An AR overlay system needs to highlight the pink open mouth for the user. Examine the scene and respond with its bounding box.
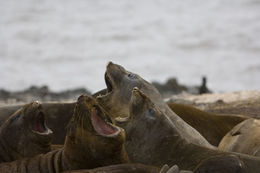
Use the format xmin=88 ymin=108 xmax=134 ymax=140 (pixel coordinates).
xmin=91 ymin=107 xmax=119 ymax=136
xmin=32 ymin=112 xmax=51 ymax=134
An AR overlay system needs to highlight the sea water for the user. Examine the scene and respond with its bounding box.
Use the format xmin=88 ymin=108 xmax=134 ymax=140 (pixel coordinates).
xmin=0 ymin=0 xmax=259 ymax=93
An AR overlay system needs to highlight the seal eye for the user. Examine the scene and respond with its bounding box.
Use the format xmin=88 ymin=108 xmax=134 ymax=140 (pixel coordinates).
xmin=146 ymin=108 xmax=156 ymax=120
xmin=127 ymin=73 xmax=136 ymax=79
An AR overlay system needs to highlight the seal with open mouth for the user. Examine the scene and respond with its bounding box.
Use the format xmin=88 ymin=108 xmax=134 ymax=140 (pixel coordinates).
xmin=0 ymin=95 xmax=128 ymax=172
xmin=0 ymin=102 xmax=76 ymax=145
xmin=96 ymin=62 xmax=213 ymax=148
xmin=123 ymin=88 xmax=260 ymax=172
xmin=64 ymin=94 xmax=129 ymax=169
xmin=0 ymin=101 xmax=53 ymax=162
xmin=95 ymin=62 xmax=249 ymax=147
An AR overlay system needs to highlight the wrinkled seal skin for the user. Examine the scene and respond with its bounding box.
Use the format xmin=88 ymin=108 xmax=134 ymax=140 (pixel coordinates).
xmin=0 ymin=101 xmax=53 ymax=162
xmin=62 ymin=163 xmax=160 ymax=173
xmin=124 ymin=88 xmax=260 ymax=172
xmin=167 ymin=103 xmax=248 ymax=146
xmin=0 ymin=102 xmax=76 ymax=144
xmin=0 ymin=95 xmax=128 ymax=172
xmin=194 ymin=154 xmax=246 ymax=173
xmin=96 ymin=62 xmax=213 ymax=149
xmin=218 ymin=118 xmax=260 ymax=156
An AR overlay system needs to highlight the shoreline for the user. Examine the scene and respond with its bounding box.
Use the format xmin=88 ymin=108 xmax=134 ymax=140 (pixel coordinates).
xmin=0 ymin=76 xmax=212 ymax=106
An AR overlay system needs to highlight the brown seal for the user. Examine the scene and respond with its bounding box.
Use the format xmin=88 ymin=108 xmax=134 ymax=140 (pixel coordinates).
xmin=0 ymin=101 xmax=53 ymax=162
xmin=194 ymin=154 xmax=246 ymax=173
xmin=218 ymin=118 xmax=260 ymax=156
xmin=0 ymin=100 xmax=248 ymax=147
xmin=0 ymin=95 xmax=128 ymax=172
xmin=123 ymin=88 xmax=260 ymax=172
xmin=96 ymin=62 xmax=213 ymax=149
xmin=0 ymin=102 xmax=76 ymax=144
xmin=167 ymin=102 xmax=248 ymax=146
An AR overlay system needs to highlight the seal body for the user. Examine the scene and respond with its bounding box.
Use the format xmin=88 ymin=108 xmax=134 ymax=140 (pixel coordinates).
xmin=218 ymin=118 xmax=260 ymax=156
xmin=0 ymin=95 xmax=128 ymax=172
xmin=96 ymin=62 xmax=214 ymax=149
xmin=194 ymin=154 xmax=246 ymax=173
xmin=123 ymin=88 xmax=260 ymax=172
xmin=0 ymin=101 xmax=53 ymax=162
xmin=0 ymin=102 xmax=75 ymax=144
xmin=167 ymin=102 xmax=248 ymax=146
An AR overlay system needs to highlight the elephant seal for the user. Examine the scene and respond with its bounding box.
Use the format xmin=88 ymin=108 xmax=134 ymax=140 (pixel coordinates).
xmin=194 ymin=154 xmax=246 ymax=173
xmin=218 ymin=118 xmax=260 ymax=156
xmin=0 ymin=101 xmax=53 ymax=162
xmin=167 ymin=103 xmax=248 ymax=146
xmin=123 ymin=88 xmax=260 ymax=172
xmin=0 ymin=101 xmax=248 ymax=147
xmin=96 ymin=62 xmax=213 ymax=148
xmin=0 ymin=95 xmax=128 ymax=172
xmin=0 ymin=102 xmax=76 ymax=144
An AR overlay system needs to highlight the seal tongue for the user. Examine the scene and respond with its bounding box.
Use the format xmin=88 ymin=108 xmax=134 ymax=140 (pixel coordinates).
xmin=33 ymin=112 xmax=46 ymax=133
xmin=91 ymin=108 xmax=117 ymax=135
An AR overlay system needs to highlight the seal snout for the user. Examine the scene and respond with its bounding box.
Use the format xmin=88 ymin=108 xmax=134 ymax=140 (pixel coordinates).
xmin=107 ymin=61 xmax=114 ymax=67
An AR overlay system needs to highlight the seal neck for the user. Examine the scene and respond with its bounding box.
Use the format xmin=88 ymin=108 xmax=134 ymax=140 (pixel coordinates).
xmin=0 ymin=135 xmax=18 ymax=162
xmin=63 ymin=135 xmax=129 ymax=170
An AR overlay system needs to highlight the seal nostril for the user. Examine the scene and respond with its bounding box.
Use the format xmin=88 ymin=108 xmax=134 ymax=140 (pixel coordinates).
xmin=78 ymin=95 xmax=85 ymax=101
xmin=133 ymin=87 xmax=139 ymax=91
xmin=127 ymin=73 xmax=136 ymax=79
